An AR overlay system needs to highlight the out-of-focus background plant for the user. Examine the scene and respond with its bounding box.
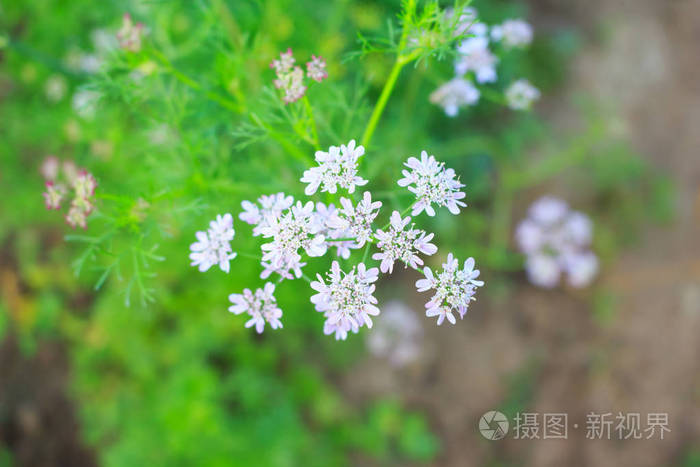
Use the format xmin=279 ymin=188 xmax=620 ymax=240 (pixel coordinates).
xmin=1 ymin=0 xmax=698 ymax=466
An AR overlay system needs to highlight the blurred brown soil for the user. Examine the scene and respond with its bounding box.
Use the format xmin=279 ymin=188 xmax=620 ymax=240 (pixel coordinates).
xmin=344 ymin=1 xmax=700 ymax=466
xmin=0 ymin=237 xmax=96 ymax=467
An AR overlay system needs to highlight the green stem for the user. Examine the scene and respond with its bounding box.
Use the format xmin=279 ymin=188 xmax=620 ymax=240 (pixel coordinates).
xmin=250 ymin=112 xmax=313 ymax=164
xmin=237 ymin=251 xmax=261 ymax=260
xmin=360 ymin=58 xmax=405 ymax=148
xmin=151 ymin=49 xmax=242 ymax=113
xmin=303 ymin=95 xmax=321 ymax=150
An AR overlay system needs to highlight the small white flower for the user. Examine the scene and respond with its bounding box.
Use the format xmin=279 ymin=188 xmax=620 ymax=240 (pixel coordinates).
xmin=274 ymin=66 xmax=306 ymax=104
xmin=524 ymin=253 xmax=561 ymax=288
xmin=117 ymin=13 xmax=144 ymax=52
xmin=270 ymin=48 xmax=295 ymax=75
xmin=260 ymin=258 xmax=306 ymax=281
xmin=446 ymin=7 xmax=488 ymax=38
xmin=429 ymin=78 xmax=480 ymax=116
xmin=455 ymin=36 xmax=498 ymax=84
xmin=310 ymin=261 xmax=380 ymax=340
xmin=300 ymin=139 xmax=368 ymax=195
xmin=505 ymin=79 xmax=540 ymax=110
xmin=45 ymin=75 xmax=68 ymax=103
xmin=309 ymin=202 xmax=357 ymax=259
xmin=239 ymin=192 xmax=294 ymax=236
xmin=516 ymin=196 xmax=598 ymax=288
xmin=228 ymin=282 xmax=283 ymax=333
xmin=397 ymin=151 xmax=466 ymax=216
xmin=326 ymin=192 xmax=382 ymax=249
xmin=416 ymin=254 xmax=484 ymax=324
xmin=260 ymin=201 xmax=327 ymax=278
xmin=72 ymin=89 xmax=101 ymax=119
xmin=491 ymin=19 xmax=533 ymax=48
xmin=372 ymin=211 xmax=437 ymax=274
xmin=306 ymin=55 xmax=328 ymax=82
xmin=562 ymin=252 xmax=598 ymax=288
xmin=189 ymin=213 xmax=237 ymax=273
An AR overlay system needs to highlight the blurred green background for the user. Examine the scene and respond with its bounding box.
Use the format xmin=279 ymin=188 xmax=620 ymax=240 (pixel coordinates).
xmin=1 ymin=0 xmax=698 ymax=466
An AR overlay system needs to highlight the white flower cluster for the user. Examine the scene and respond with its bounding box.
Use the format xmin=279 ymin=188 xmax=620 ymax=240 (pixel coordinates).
xmin=228 ymin=283 xmax=283 ymax=333
xmin=516 ymin=196 xmax=598 ymax=288
xmin=416 ymin=254 xmax=484 ymax=325
xmin=116 ymin=13 xmax=144 ymax=52
xmin=260 ymin=201 xmax=327 ymax=278
xmin=270 ymin=49 xmax=327 ymax=104
xmin=40 ymin=156 xmax=98 ymax=229
xmin=432 ymin=7 xmax=539 ymax=116
xmin=373 ymin=211 xmax=437 ymax=274
xmin=301 ymin=139 xmax=368 ymax=195
xmin=239 ymin=192 xmax=294 ymax=236
xmin=190 ymin=139 xmax=484 ymax=338
xmin=189 ymin=214 xmax=237 ymax=273
xmin=398 ymin=151 xmax=466 ymax=216
xmin=311 ymin=262 xmax=380 ymax=340
xmin=505 ymin=79 xmax=541 ymax=110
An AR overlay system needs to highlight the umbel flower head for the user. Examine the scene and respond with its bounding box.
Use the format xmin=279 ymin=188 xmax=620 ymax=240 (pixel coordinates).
xmin=40 ymin=157 xmax=97 ymax=229
xmin=189 ymin=213 xmax=237 ymax=273
xmin=398 ymin=151 xmax=466 ymax=216
xmin=373 ymin=211 xmax=437 ymax=273
xmin=270 ymin=49 xmax=327 ymax=104
xmin=306 ymin=55 xmax=328 ymax=82
xmin=239 ymin=192 xmax=294 ymax=236
xmin=506 ymin=79 xmax=540 ymax=110
xmin=300 ymin=139 xmax=368 ymax=195
xmin=228 ymin=282 xmax=283 ymax=333
xmin=455 ymin=36 xmax=498 ymax=84
xmin=310 ymin=261 xmax=380 ymax=340
xmin=326 ymin=191 xmax=382 ymax=249
xmin=515 ymin=196 xmax=598 ymax=288
xmin=416 ymin=254 xmax=484 ymax=325
xmin=491 ymin=19 xmax=533 ymax=48
xmin=260 ymin=201 xmax=327 ymax=279
xmin=429 ymin=77 xmax=480 ymax=117
xmin=116 ymin=13 xmax=144 ymax=52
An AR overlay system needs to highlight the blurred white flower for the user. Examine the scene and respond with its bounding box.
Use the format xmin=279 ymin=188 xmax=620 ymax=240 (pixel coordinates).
xmin=516 ymin=196 xmax=598 ymax=288
xmin=44 ymin=75 xmax=68 ymax=102
xmin=228 ymin=282 xmax=283 ymax=333
xmin=505 ymin=79 xmax=540 ymax=110
xmin=306 ymin=55 xmax=328 ymax=82
xmin=72 ymin=89 xmax=101 ymax=119
xmin=429 ymin=77 xmax=480 ymax=116
xmin=311 ymin=261 xmax=379 ymax=340
xmin=43 ymin=182 xmax=65 ymax=210
xmin=270 ymin=48 xmax=295 ymax=74
xmin=397 ymin=151 xmax=466 ymax=216
xmin=40 ymin=155 xmax=60 ymax=181
xmin=189 ymin=213 xmax=237 ymax=273
xmin=300 ymin=139 xmax=368 ymax=195
xmin=491 ymin=19 xmax=533 ymax=48
xmin=447 ymin=7 xmax=488 ymax=39
xmin=455 ymin=36 xmax=498 ymax=83
xmin=366 ymin=300 xmax=422 ymax=367
xmin=274 ymin=66 xmax=306 ymax=104
xmin=373 ymin=211 xmax=437 ymax=274
xmin=117 ymin=13 xmax=144 ymax=52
